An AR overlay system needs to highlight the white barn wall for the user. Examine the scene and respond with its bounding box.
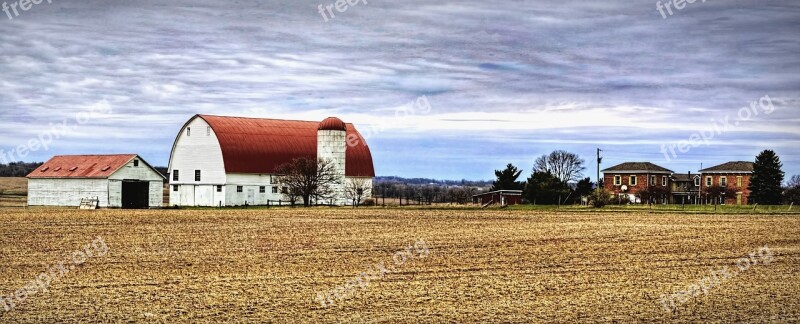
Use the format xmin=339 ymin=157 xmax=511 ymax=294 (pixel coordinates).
xmin=168 ymin=117 xmax=227 ymax=206
xmin=28 ymin=178 xmax=109 ymax=207
xmin=225 ymin=173 xmax=284 ymax=206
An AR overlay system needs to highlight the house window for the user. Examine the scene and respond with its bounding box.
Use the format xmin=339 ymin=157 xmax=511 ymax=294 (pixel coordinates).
xmin=260 ymin=186 xmax=266 ymax=193
xmin=720 ymin=176 xmax=727 ymax=187
xmin=237 ymin=186 xmax=243 ymax=193
xmin=172 ymin=185 xmax=178 ymax=192
xmin=737 ymin=176 xmax=743 ymax=187
xmin=614 ymin=175 xmax=621 ymax=186
xmin=173 ymin=170 xmax=179 ymax=181
xmin=650 ymin=175 xmax=656 ymax=186
xmin=195 ymin=170 xmax=201 ymax=182
xmin=629 ymin=176 xmax=637 ymax=186
xmin=272 ymin=187 xmax=278 ymax=194
xmin=133 ymin=160 xmax=139 ymax=167
xmin=706 ymin=176 xmax=713 ymax=187
xmin=281 ymin=187 xmax=288 ymax=194
xmin=662 ymin=176 xmax=667 ymax=186
xmin=216 ymin=185 xmax=222 ymax=192
xmin=187 ymin=127 xmax=191 ymax=136
xmin=694 ymin=176 xmax=701 ymax=187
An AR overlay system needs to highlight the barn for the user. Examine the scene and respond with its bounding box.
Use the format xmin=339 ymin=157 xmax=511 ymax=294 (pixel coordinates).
xmin=27 ymin=154 xmax=165 ymax=208
xmin=167 ymin=114 xmax=375 ymax=207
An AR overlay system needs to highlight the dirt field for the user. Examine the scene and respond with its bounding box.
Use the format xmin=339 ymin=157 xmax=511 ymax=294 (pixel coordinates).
xmin=0 ymin=208 xmax=797 ymax=323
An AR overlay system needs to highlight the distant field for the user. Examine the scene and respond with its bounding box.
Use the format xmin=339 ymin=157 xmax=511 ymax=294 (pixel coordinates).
xmin=0 ymin=178 xmax=27 ymax=207
xmin=0 ymin=208 xmax=797 ymax=322
xmin=0 ymin=177 xmax=27 ymax=195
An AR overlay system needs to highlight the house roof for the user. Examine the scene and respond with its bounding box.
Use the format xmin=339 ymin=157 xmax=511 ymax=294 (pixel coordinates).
xmin=602 ymin=162 xmax=673 ymax=174
xmin=671 ymin=173 xmax=697 ymax=182
xmin=197 ymin=115 xmax=375 ymax=177
xmin=27 ymin=154 xmax=141 ymax=179
xmin=699 ymin=161 xmax=754 ymax=173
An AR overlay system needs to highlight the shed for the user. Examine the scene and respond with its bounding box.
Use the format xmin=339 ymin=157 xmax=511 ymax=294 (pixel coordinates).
xmin=26 ymin=154 xmax=165 ymax=208
xmin=472 ymin=190 xmax=523 ymax=206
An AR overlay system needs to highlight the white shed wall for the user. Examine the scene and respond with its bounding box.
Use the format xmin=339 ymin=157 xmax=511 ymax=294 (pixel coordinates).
xmin=27 ymin=178 xmax=109 ymax=207
xmin=109 ymin=158 xmax=164 ymax=208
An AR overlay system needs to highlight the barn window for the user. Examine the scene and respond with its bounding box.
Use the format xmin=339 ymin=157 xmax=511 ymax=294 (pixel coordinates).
xmin=195 ymin=170 xmax=201 ymax=181
xmin=260 ymin=186 xmax=266 ymax=193
xmin=187 ymin=127 xmax=191 ymax=136
xmin=662 ymin=176 xmax=667 ymax=186
xmin=173 ymin=185 xmax=178 ymax=192
xmin=237 ymin=186 xmax=243 ymax=193
xmin=272 ymin=187 xmax=278 ymax=194
xmin=629 ymin=176 xmax=637 ymax=186
xmin=173 ymin=170 xmax=179 ymax=181
xmin=216 ymin=185 xmax=222 ymax=192
xmin=613 ymin=175 xmax=621 ymax=186
xmin=133 ymin=159 xmax=139 ymax=167
xmin=207 ymin=127 xmax=211 ymax=136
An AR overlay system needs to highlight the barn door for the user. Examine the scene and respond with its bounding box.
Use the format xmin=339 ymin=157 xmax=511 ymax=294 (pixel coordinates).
xmin=247 ymin=189 xmax=255 ymax=205
xmin=122 ymin=181 xmax=150 ymax=209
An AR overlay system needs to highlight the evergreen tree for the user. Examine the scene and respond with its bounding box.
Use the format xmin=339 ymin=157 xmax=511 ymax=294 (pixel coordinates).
xmin=490 ymin=163 xmax=524 ymax=191
xmin=574 ymin=177 xmax=594 ymax=197
xmin=748 ymin=150 xmax=785 ymax=205
xmin=524 ymin=171 xmax=570 ymax=205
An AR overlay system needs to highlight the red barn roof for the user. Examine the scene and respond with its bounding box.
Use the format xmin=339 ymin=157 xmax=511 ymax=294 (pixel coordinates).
xmin=27 ymin=154 xmax=140 ymax=179
xmin=196 ymin=115 xmax=375 ymax=177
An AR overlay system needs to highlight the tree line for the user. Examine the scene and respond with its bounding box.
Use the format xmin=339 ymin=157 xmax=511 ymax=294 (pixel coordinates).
xmin=0 ymin=162 xmax=43 ymax=177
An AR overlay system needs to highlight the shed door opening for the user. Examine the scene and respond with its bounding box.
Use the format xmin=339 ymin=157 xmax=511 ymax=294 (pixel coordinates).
xmin=122 ymin=181 xmax=150 ymax=209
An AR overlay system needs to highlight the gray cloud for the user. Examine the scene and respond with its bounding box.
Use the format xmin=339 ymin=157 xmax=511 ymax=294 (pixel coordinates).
xmin=0 ymin=0 xmax=798 ymax=179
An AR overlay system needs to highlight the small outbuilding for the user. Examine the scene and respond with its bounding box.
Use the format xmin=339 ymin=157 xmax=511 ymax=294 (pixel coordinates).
xmin=27 ymin=154 xmax=164 ymax=209
xmin=472 ymin=190 xmax=523 ymax=206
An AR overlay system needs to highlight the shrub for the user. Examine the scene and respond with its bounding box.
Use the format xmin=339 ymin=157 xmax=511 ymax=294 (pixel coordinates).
xmin=362 ymin=198 xmax=376 ymax=206
xmin=589 ymin=189 xmax=613 ymax=208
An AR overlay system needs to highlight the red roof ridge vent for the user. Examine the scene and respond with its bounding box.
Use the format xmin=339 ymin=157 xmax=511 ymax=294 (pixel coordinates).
xmin=40 ymin=167 xmax=49 ymax=172
xmin=69 ymin=167 xmax=78 ymax=172
xmin=101 ymin=166 xmax=111 ymax=171
xmin=54 ymin=167 xmax=62 ymax=171
xmin=318 ymin=117 xmax=346 ymax=131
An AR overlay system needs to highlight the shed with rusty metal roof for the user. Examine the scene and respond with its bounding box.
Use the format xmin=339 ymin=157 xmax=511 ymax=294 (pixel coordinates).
xmin=26 ymin=154 xmax=165 ymax=208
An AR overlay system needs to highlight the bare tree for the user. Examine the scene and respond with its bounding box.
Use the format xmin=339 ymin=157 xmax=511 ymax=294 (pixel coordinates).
xmin=533 ymin=150 xmax=586 ymax=183
xmin=344 ymin=178 xmax=372 ymax=207
xmin=788 ymin=175 xmax=800 ymax=188
xmin=275 ymin=157 xmax=340 ymax=207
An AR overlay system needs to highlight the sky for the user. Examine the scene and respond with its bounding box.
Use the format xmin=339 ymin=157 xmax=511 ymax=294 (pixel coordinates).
xmin=0 ymin=0 xmax=798 ymax=181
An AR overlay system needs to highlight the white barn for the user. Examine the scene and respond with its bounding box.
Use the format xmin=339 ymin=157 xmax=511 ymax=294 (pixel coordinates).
xmin=27 ymin=154 xmax=165 ymax=208
xmin=167 ymin=115 xmax=375 ymax=207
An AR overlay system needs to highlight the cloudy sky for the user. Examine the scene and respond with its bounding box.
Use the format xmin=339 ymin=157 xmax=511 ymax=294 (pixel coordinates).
xmin=0 ymin=0 xmax=798 ymax=180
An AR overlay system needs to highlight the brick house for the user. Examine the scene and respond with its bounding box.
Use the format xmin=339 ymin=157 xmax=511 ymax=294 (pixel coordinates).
xmin=699 ymin=161 xmax=754 ymax=205
xmin=602 ymin=162 xmax=673 ymax=203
